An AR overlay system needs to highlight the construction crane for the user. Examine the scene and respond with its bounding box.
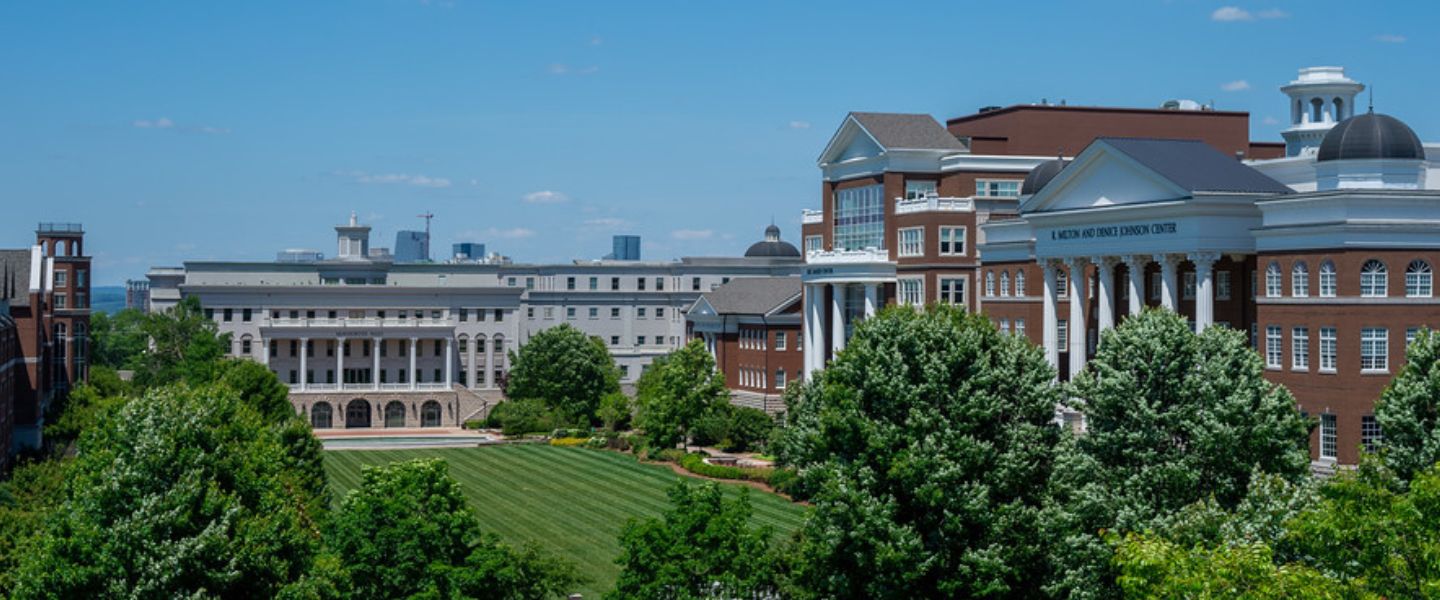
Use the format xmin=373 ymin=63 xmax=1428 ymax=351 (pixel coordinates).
xmin=417 ymin=212 xmax=434 ymax=262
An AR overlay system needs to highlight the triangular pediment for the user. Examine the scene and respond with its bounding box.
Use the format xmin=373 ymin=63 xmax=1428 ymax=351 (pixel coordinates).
xmin=1021 ymin=140 xmax=1191 ymax=214
xmin=687 ymin=296 xmax=717 ymax=317
xmin=818 ymin=116 xmax=884 ymax=166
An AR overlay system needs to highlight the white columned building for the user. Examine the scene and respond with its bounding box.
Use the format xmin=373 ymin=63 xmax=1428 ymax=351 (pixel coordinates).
xmin=800 ymin=249 xmax=894 ymax=380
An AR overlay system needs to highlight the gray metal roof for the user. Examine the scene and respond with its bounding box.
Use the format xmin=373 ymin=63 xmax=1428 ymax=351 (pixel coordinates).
xmin=699 ymin=276 xmax=801 ymax=315
xmin=1100 ymin=138 xmax=1294 ymax=195
xmin=1317 ymin=112 xmax=1426 ymax=162
xmin=0 ymin=249 xmax=32 ymax=307
xmin=850 ymin=112 xmax=968 ymax=151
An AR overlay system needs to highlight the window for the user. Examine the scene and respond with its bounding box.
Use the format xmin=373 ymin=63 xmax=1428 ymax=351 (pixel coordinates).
xmin=241 ymin=337 xmax=252 ymax=355
xmin=904 ymin=179 xmax=937 ymax=200
xmin=507 ymin=277 xmax=517 ymax=287
xmin=1407 ymin=260 xmax=1432 ymax=297
xmin=898 ymin=278 xmax=924 ymax=306
xmin=1362 ymin=415 xmax=1383 ymax=453
xmin=611 ymin=277 xmax=621 ymax=291
xmin=1057 ymin=268 xmax=1069 ymax=299
xmin=525 ymin=277 xmax=535 ymax=289
xmin=833 ymin=184 xmax=884 ymax=251
xmin=1320 ymin=261 xmax=1337 ymax=297
xmin=939 ymin=278 xmax=965 ymax=306
xmin=1361 ymin=327 xmax=1389 ymax=372
xmin=938 ymin=227 xmax=965 ymax=256
xmin=1361 ymin=259 xmax=1387 ymax=297
xmin=1015 ymin=319 xmax=1026 ymax=337
xmin=494 ymin=309 xmax=503 ymax=322
xmin=1292 ymin=262 xmax=1309 ymax=297
xmin=1265 ymin=262 xmax=1282 ymax=297
xmin=775 ymin=369 xmax=787 ymax=390
xmin=610 ymin=336 xmax=620 ymax=346
xmin=691 ymin=277 xmax=702 ymax=291
xmin=566 ymin=307 xmax=576 ymax=319
xmin=656 ymin=307 xmax=666 ymax=319
xmin=656 ymin=277 xmax=664 ymax=291
xmin=526 ymin=307 xmax=535 ymax=319
xmin=1292 ymin=327 xmax=1309 ymax=370
xmin=984 ymin=271 xmax=995 ymax=297
xmin=1015 ymin=270 xmax=1027 ymax=296
xmin=223 ymin=308 xmax=233 ymax=322
xmin=637 ymin=307 xmax=647 ymax=319
xmin=1183 ymin=272 xmax=1196 ymax=300
xmin=1057 ymin=320 xmax=1068 ymax=347
xmin=975 ymin=179 xmax=1022 ymax=198
xmin=1320 ymin=327 xmax=1337 ymax=372
xmin=898 ymin=227 xmax=924 ymax=257
xmin=54 ymin=271 xmax=67 ymax=287
xmin=588 ymin=307 xmax=598 ymax=319
xmin=1000 ymin=271 xmax=1011 ymax=297
xmin=543 ymin=307 xmax=554 ymax=319
xmin=1149 ymin=272 xmax=1161 ymax=300
xmin=775 ymin=332 xmax=787 ymax=351
xmin=1266 ymin=326 xmax=1283 ymax=369
xmin=636 ymin=336 xmax=646 ymax=346
xmin=638 ymin=278 xmax=646 ymax=291
xmin=566 ymin=277 xmax=576 ymax=290
xmin=804 ymin=236 xmax=823 ymax=255
xmin=1320 ymin=414 xmax=1338 ymax=460
xmin=999 ymin=318 xmax=1010 ymax=334
xmin=610 ymin=307 xmax=621 ymax=319
xmin=1217 ymin=271 xmax=1231 ymax=300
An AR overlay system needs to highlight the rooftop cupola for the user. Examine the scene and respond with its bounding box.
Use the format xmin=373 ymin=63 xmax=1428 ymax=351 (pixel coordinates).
xmin=335 ymin=211 xmax=372 ymax=260
xmin=1280 ymin=66 xmax=1365 ymax=157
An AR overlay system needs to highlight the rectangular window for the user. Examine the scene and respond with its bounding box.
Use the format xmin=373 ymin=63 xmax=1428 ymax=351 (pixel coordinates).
xmin=508 ymin=276 xmax=517 ymax=287
xmin=1319 ymin=327 xmax=1338 ymax=372
xmin=458 ymin=309 xmax=468 ymax=322
xmin=610 ymin=336 xmax=620 ymax=346
xmin=1015 ymin=319 xmax=1026 ymax=337
xmin=1320 ymin=413 xmax=1338 ymax=460
xmin=589 ymin=277 xmax=598 ymax=290
xmin=637 ymin=307 xmax=647 ymax=318
xmin=904 ymin=179 xmax=937 ymax=200
xmin=833 ymin=184 xmax=885 ymax=251
xmin=544 ymin=307 xmax=554 ymax=319
xmin=527 ymin=307 xmax=535 ymax=319
xmin=611 ymin=307 xmax=621 ymax=319
xmin=636 ymin=336 xmax=646 ymax=346
xmin=241 ymin=339 xmax=252 ymax=355
xmin=975 ymin=179 xmax=1022 ymax=198
xmin=54 ymin=271 xmax=67 ymax=287
xmin=1408 ymin=327 xmax=1421 ymax=346
xmin=999 ymin=318 xmax=1010 ymax=334
xmin=1293 ymin=267 xmax=1310 ymax=298
xmin=566 ymin=307 xmax=576 ymax=319
xmin=566 ymin=277 xmax=576 ymax=290
xmin=1320 ymin=266 xmax=1337 ymax=297
xmin=1266 ymin=326 xmax=1283 ymax=369
xmin=1149 ymin=272 xmax=1161 ymax=300
xmin=804 ymin=236 xmax=823 ymax=255
xmin=656 ymin=307 xmax=666 ymax=319
xmin=775 ymin=332 xmax=787 ymax=351
xmin=1292 ymin=327 xmax=1309 ymax=370
xmin=692 ymin=277 xmax=702 ymax=291
xmin=1217 ymin=271 xmax=1232 ymax=300
xmin=588 ymin=307 xmax=598 ymax=319
xmin=1057 ymin=320 xmax=1068 ymax=348
xmin=223 ymin=308 xmax=233 ymax=322
xmin=1362 ymin=415 xmax=1383 ymax=453
xmin=938 ymin=277 xmax=966 ymax=307
xmin=898 ymin=227 xmax=924 ymax=257
xmin=1361 ymin=327 xmax=1389 ymax=372
xmin=494 ymin=309 xmax=503 ymax=322
xmin=637 ymin=277 xmax=647 ymax=291
xmin=656 ymin=277 xmax=665 ymax=291
xmin=612 ymin=277 xmax=621 ymax=291
xmin=938 ymin=226 xmax=966 ymax=256
xmin=775 ymin=369 xmax=787 ymax=390
xmin=898 ymin=278 xmax=924 ymax=306
xmin=1408 ymin=264 xmax=1433 ymax=297
xmin=1183 ymin=272 xmax=1196 ymax=300
xmin=525 ymin=277 xmax=535 ymax=289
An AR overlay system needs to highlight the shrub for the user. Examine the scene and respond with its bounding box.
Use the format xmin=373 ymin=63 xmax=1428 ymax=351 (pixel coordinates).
xmin=549 ymin=437 xmax=590 ymax=447
xmin=653 ymin=448 xmax=687 ymax=464
xmin=678 ymin=453 xmax=774 ymax=483
xmin=720 ymin=407 xmax=775 ymax=453
xmin=489 ymin=398 xmax=557 ymax=437
xmin=691 ymin=408 xmax=732 ymax=449
xmin=461 ymin=419 xmax=486 ymax=430
xmin=767 ymin=468 xmax=802 ymax=498
xmin=598 ymin=392 xmax=633 ymax=432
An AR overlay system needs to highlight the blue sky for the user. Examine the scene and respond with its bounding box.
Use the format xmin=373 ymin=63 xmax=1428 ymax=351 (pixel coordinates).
xmin=1 ymin=1 xmax=1432 ymax=285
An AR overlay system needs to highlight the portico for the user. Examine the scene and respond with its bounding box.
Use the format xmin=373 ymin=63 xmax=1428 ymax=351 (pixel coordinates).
xmin=801 ymin=249 xmax=893 ymax=379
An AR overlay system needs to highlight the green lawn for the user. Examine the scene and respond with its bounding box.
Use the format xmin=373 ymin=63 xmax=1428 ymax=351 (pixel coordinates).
xmin=323 ymin=444 xmax=808 ymax=598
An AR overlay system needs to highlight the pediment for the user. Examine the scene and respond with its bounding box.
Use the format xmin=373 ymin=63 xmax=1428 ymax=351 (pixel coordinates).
xmin=818 ymin=116 xmax=884 ymax=166
xmin=1021 ymin=142 xmax=1190 ymax=214
xmin=687 ymin=296 xmax=717 ymax=317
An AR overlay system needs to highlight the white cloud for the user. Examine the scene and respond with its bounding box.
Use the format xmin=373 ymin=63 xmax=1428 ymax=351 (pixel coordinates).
xmin=1256 ymin=8 xmax=1288 ymax=19
xmin=788 ymin=120 xmax=811 ymax=129
xmin=133 ymin=116 xmax=229 ymax=134
xmin=1211 ymin=6 xmax=1252 ymax=21
xmin=523 ymin=190 xmax=570 ymax=204
xmin=337 ymin=170 xmax=452 ymax=188
xmin=671 ymin=229 xmax=713 ymax=240
xmin=1375 ymin=33 xmax=1407 ymax=43
xmin=589 ymin=35 xmax=603 ymax=46
xmin=1220 ymin=79 xmax=1250 ymax=92
xmin=1262 ymin=116 xmax=1280 ymax=125
xmin=548 ymin=63 xmax=599 ymax=76
xmin=133 ymin=117 xmax=175 ymax=129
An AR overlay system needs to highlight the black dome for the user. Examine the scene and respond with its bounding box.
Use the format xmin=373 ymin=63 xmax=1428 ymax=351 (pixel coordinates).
xmin=1317 ymin=112 xmax=1426 ymax=162
xmin=1021 ymin=158 xmax=1069 ymax=195
xmin=745 ymin=224 xmax=800 ymax=258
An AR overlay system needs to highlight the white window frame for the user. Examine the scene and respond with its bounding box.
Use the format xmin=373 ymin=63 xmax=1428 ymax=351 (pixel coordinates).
xmin=904 ymin=179 xmax=937 ymax=200
xmin=1320 ymin=413 xmax=1338 ymax=460
xmin=1183 ymin=272 xmax=1196 ymax=300
xmin=1216 ymin=271 xmax=1232 ymax=300
xmin=1015 ymin=319 xmax=1026 ymax=337
xmin=1057 ymin=268 xmax=1070 ymax=299
xmin=984 ymin=271 xmax=995 ymax=297
xmin=1292 ymin=262 xmax=1309 ymax=298
xmin=1265 ymin=262 xmax=1283 ymax=298
xmin=938 ymin=276 xmax=966 ymax=308
xmin=1360 ymin=259 xmax=1388 ymax=298
xmin=898 ymin=227 xmax=925 ymax=258
xmin=1265 ymin=325 xmax=1283 ymax=369
xmin=1361 ymin=327 xmax=1389 ymax=373
xmin=804 ymin=235 xmax=823 ymax=255
xmin=938 ymin=226 xmax=966 ymax=256
xmin=1319 ymin=327 xmax=1338 ymax=373
xmin=1291 ymin=327 xmax=1309 ymax=371
xmin=1000 ymin=271 xmax=1011 ymax=297
xmin=1406 ymin=259 xmax=1433 ymax=298
xmin=1320 ymin=261 xmax=1337 ymax=297
xmin=1057 ymin=319 xmax=1068 ymax=347
xmin=1015 ymin=270 xmax=1027 ymax=296
xmin=898 ymin=277 xmax=924 ymax=307
xmin=975 ymin=179 xmax=1022 ymax=199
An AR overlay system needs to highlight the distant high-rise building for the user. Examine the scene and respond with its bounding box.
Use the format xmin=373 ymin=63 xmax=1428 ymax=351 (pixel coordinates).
xmin=452 ymin=243 xmax=486 ymax=261
xmin=610 ymin=235 xmax=640 ymax=261
xmin=395 ymin=230 xmax=429 ymax=263
xmin=125 ymin=279 xmax=151 ymax=313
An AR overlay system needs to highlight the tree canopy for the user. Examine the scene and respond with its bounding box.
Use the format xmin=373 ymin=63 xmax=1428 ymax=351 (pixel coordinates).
xmin=135 ymin=295 xmax=232 ymax=387
xmin=505 ymin=324 xmax=620 ymax=425
xmin=634 ymin=339 xmax=729 ymax=450
xmin=1375 ymin=328 xmax=1440 ymax=483
xmin=774 ymin=304 xmax=1062 ymax=599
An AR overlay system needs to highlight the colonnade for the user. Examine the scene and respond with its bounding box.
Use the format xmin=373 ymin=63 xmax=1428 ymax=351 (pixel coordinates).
xmin=1040 ymin=252 xmax=1220 ymax=376
xmin=261 ymin=335 xmax=507 ymax=391
xmin=802 ymin=282 xmax=880 ymax=377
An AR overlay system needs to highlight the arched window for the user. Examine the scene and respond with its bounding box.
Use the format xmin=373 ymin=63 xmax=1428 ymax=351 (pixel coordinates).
xmin=311 ymin=403 xmax=333 ymax=429
xmin=1015 ymin=270 xmax=1027 ymax=296
xmin=1319 ymin=261 xmax=1337 ymax=297
xmin=240 ymin=334 xmax=253 ymax=356
xmin=1000 ymin=271 xmax=1011 ymax=297
xmin=422 ymin=400 xmax=443 ymax=427
xmin=1311 ymin=97 xmax=1324 ymax=123
xmin=1265 ymin=262 xmax=1283 ymax=297
xmin=1291 ymin=262 xmax=1309 ymax=298
xmin=384 ymin=401 xmax=406 ymax=428
xmin=1407 ymin=260 xmax=1433 ymax=298
xmin=1294 ymin=99 xmax=1303 ymax=125
xmin=1056 ymin=267 xmax=1068 ymax=297
xmin=1361 ymin=259 xmax=1388 ymax=297
xmin=985 ymin=271 xmax=995 ymax=297
xmin=1334 ymin=97 xmax=1345 ymax=121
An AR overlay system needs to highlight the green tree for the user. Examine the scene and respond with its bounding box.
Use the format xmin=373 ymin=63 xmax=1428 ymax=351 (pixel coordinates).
xmin=1375 ymin=328 xmax=1440 ymax=483
xmin=0 ymin=458 xmax=69 ymax=595
xmin=11 ymin=384 xmax=324 ymax=598
xmin=136 ymin=295 xmax=231 ymax=388
xmin=1047 ymin=309 xmax=1312 ymax=599
xmin=1112 ymin=534 xmax=1355 ymax=599
xmin=607 ymin=481 xmax=778 ymax=600
xmin=327 ymin=458 xmax=579 ymax=599
xmin=505 ymin=324 xmax=619 ymax=425
xmin=89 ymin=307 xmax=148 ymax=369
xmin=598 ymin=391 xmax=634 ymax=431
xmin=774 ymin=305 xmax=1061 ymax=599
xmin=635 ymin=340 xmax=728 ymax=450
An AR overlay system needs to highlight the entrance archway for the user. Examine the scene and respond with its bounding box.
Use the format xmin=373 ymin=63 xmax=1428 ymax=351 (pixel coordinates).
xmin=310 ymin=402 xmax=333 ymax=429
xmin=385 ymin=401 xmax=407 ymax=428
xmin=421 ymin=400 xmax=442 ymax=427
xmin=345 ymin=399 xmax=372 ymax=428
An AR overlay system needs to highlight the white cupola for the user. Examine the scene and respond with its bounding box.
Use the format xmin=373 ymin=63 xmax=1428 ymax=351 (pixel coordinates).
xmin=1280 ymin=66 xmax=1365 ymax=157
xmin=335 ymin=211 xmax=372 ymax=260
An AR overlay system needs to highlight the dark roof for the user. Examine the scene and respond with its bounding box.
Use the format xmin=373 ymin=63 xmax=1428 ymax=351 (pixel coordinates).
xmin=0 ymin=249 xmax=32 ymax=307
xmin=1021 ymin=158 xmax=1069 ymax=195
xmin=1099 ymin=138 xmax=1293 ymax=194
xmin=744 ymin=224 xmax=800 ymax=258
xmin=850 ymin=112 xmax=967 ymax=151
xmin=699 ymin=277 xmax=801 ymax=315
xmin=1317 ymin=112 xmax=1426 ymax=162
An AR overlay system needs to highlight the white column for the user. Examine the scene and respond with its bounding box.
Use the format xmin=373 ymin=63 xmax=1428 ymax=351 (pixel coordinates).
xmin=299 ymin=337 xmax=309 ymax=391
xmin=1189 ymin=252 xmax=1219 ymax=331
xmin=484 ymin=338 xmax=495 ymax=388
xmin=1155 ymin=254 xmax=1179 ymax=310
xmin=830 ymin=283 xmax=846 ymax=356
xmin=372 ymin=337 xmax=381 ymax=391
xmin=863 ymin=283 xmax=879 ymax=318
xmin=1066 ymin=258 xmax=1088 ymax=377
xmin=1092 ymin=256 xmax=1116 ymax=333
xmin=336 ymin=339 xmax=344 ymax=388
xmin=408 ymin=337 xmax=418 ymax=391
xmin=261 ymin=336 xmax=270 ymax=366
xmin=1123 ymin=255 xmax=1146 ymax=316
xmin=445 ymin=337 xmax=453 ymax=387
xmin=803 ymin=284 xmax=818 ymax=378
xmin=1041 ymin=260 xmax=1059 ymax=369
xmin=467 ymin=337 xmax=477 ymax=389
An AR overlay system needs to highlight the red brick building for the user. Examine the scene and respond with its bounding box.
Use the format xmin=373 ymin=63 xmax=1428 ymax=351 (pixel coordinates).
xmin=685 ymin=276 xmax=803 ymax=414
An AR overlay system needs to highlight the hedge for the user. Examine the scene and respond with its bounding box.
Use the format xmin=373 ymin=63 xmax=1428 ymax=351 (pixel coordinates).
xmin=549 ymin=437 xmax=591 ymax=447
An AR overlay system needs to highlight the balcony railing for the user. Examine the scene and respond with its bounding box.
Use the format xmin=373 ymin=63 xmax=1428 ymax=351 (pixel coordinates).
xmin=805 ymin=248 xmax=890 ymax=264
xmin=894 ymin=195 xmax=974 ymax=215
xmin=801 ymin=209 xmax=823 ymax=225
xmin=380 ymin=383 xmax=412 ymax=391
xmin=265 ymin=317 xmax=454 ymax=328
xmin=38 ymin=222 xmax=84 ymax=234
